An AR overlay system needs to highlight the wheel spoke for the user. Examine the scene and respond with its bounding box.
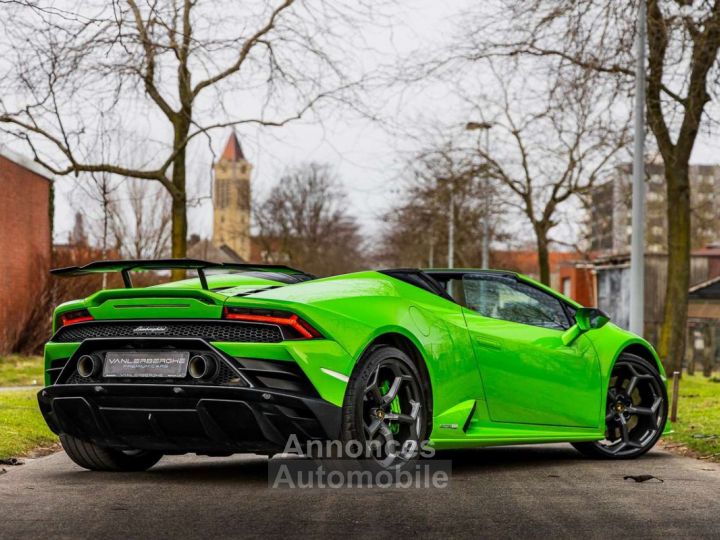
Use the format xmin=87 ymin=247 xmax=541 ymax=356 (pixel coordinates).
xmin=384 ymin=412 xmax=411 ymax=423
xmin=610 ymin=442 xmax=627 ymax=454
xmin=628 ymin=396 xmax=663 ymax=425
xmin=381 ymin=376 xmax=403 ymax=406
xmin=385 ymin=400 xmax=421 ymax=425
xmin=365 ymin=418 xmax=383 ymax=438
xmin=365 ymin=369 xmax=383 ymax=404
xmin=618 ymin=415 xmax=630 ymax=443
xmin=625 ymin=376 xmax=639 ymax=396
xmin=379 ymin=423 xmax=396 ymax=463
xmin=651 ymin=396 xmax=662 ymax=413
xmin=627 ymin=406 xmax=653 ymax=416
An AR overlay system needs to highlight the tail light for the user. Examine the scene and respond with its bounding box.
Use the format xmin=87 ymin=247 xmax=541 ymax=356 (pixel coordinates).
xmin=57 ymin=308 xmax=94 ymax=328
xmin=223 ymin=307 xmax=322 ymax=339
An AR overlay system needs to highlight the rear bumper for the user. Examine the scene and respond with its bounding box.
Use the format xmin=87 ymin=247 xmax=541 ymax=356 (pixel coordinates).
xmin=38 ymin=383 xmax=341 ymax=455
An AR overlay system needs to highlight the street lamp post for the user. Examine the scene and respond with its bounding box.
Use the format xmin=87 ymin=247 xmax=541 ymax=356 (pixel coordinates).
xmin=466 ymin=121 xmax=493 ymax=269
xmin=448 ymin=186 xmax=455 ymax=268
xmin=629 ymin=1 xmax=646 ymax=336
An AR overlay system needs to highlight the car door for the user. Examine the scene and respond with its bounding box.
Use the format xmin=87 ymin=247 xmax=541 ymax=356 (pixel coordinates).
xmin=461 ymin=273 xmax=601 ymax=428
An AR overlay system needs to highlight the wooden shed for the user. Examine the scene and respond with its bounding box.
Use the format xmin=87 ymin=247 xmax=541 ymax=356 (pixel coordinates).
xmin=687 ymin=276 xmax=720 ymax=376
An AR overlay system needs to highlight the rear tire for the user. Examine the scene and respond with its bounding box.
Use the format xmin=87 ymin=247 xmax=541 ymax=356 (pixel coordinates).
xmin=573 ymin=353 xmax=667 ymax=459
xmin=341 ymin=345 xmax=431 ymax=471
xmin=60 ymin=434 xmax=162 ymax=471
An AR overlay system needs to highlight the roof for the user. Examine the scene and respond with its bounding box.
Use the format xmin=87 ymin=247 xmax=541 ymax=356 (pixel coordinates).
xmin=689 ymin=275 xmax=720 ymax=300
xmin=220 ymin=132 xmax=245 ymax=162
xmin=187 ymin=238 xmax=245 ymax=263
xmin=491 ymin=250 xmax=580 ymax=277
xmin=0 ymin=145 xmax=53 ymax=181
xmin=692 ymin=246 xmax=720 ymax=257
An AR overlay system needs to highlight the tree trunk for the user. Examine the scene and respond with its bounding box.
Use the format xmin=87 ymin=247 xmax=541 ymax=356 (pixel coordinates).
xmin=687 ymin=327 xmax=696 ymax=376
xmin=685 ymin=324 xmax=694 ymax=374
xmin=171 ymin=193 xmax=187 ymax=256
xmin=678 ymin=328 xmax=696 ymax=375
xmin=535 ymin=226 xmax=550 ymax=286
xmin=703 ymin=324 xmax=716 ymax=378
xmin=657 ymin=163 xmax=691 ymax=373
xmin=170 ymin=135 xmax=188 ymax=281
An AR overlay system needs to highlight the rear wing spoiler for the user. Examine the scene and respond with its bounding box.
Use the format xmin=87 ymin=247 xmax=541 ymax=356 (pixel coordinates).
xmin=50 ymin=258 xmax=314 ymax=289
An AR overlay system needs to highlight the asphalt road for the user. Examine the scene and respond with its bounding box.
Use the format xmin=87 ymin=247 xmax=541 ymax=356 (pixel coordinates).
xmin=1 ymin=444 xmax=719 ymax=539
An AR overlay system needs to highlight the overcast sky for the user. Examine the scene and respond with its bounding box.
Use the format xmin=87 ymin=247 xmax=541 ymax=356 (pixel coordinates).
xmin=32 ymin=0 xmax=720 ymax=245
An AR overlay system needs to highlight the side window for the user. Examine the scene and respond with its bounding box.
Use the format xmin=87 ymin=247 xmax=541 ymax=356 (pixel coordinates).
xmin=463 ymin=275 xmax=571 ymax=330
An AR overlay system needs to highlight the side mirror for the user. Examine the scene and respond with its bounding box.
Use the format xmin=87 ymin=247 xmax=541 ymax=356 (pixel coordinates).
xmin=561 ymin=307 xmax=610 ymax=345
xmin=575 ymin=307 xmax=610 ymax=331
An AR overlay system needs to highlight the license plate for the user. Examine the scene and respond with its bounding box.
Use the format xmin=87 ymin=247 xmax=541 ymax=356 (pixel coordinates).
xmin=103 ymin=351 xmax=189 ymax=378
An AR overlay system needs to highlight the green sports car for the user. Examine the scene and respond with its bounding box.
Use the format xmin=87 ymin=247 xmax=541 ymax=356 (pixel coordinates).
xmin=38 ymin=259 xmax=669 ymax=471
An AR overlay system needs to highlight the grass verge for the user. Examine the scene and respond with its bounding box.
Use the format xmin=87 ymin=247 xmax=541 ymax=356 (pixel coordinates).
xmin=665 ymin=373 xmax=720 ymax=461
xmin=0 ymin=389 xmax=57 ymax=461
xmin=0 ymin=355 xmax=44 ymax=387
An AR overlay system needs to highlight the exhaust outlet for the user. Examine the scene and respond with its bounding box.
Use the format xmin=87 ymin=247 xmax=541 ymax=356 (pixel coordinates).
xmin=188 ymin=355 xmax=216 ymax=380
xmin=77 ymin=354 xmax=100 ymax=378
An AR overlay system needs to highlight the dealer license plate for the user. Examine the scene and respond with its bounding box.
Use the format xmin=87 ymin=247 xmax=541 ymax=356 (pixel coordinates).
xmin=103 ymin=351 xmax=189 ymax=378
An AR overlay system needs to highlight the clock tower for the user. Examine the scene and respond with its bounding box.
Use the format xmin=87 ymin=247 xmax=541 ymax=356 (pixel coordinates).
xmin=212 ymin=132 xmax=252 ymax=260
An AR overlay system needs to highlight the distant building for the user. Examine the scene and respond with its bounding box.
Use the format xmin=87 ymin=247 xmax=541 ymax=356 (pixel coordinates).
xmin=0 ymin=148 xmax=52 ymax=350
xmin=212 ymin=132 xmax=252 ymax=261
xmin=589 ymin=160 xmax=720 ymax=254
xmin=187 ymin=235 xmax=244 ymax=264
xmin=559 ymin=246 xmax=720 ymax=345
xmin=491 ymin=250 xmax=580 ymax=292
xmin=687 ymin=275 xmax=720 ymax=375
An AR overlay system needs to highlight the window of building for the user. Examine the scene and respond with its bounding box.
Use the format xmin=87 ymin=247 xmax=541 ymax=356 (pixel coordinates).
xmin=216 ymin=181 xmax=229 ymax=208
xmin=562 ymin=277 xmax=572 ymax=297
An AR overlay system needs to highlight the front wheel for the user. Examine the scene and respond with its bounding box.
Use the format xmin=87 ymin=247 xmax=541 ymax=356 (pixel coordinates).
xmin=60 ymin=434 xmax=163 ymax=471
xmin=573 ymin=353 xmax=667 ymax=459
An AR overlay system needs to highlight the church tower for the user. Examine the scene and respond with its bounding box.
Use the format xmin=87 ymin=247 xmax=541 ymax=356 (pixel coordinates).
xmin=212 ymin=132 xmax=252 ymax=260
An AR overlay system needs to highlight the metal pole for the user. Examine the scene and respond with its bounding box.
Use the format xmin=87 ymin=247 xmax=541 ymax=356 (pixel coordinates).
xmin=465 ymin=121 xmax=494 ymax=269
xmin=629 ymin=0 xmax=646 ymax=336
xmin=481 ymin=128 xmax=490 ymax=269
xmin=481 ymin=201 xmax=489 ymax=269
xmin=448 ymin=186 xmax=454 ymax=269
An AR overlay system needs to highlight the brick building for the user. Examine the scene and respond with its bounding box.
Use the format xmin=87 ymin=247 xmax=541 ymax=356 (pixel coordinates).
xmin=491 ymin=250 xmax=580 ymax=292
xmin=0 ymin=148 xmax=52 ymax=350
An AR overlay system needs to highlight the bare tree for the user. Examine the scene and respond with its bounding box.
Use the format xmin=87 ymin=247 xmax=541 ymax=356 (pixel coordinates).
xmin=0 ymin=0 xmax=366 ymax=277
xmin=108 ymin=180 xmax=173 ymax=260
xmin=378 ymin=140 xmax=505 ymax=269
xmin=439 ymin=0 xmax=720 ymax=375
xmin=254 ymin=163 xmax=365 ymax=276
xmin=469 ymin=65 xmax=630 ymax=285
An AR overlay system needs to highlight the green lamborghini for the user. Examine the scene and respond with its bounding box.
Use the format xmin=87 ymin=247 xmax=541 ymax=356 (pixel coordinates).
xmin=38 ymin=259 xmax=669 ymax=471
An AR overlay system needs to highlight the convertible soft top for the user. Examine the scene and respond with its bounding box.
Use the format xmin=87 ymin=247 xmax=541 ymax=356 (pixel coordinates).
xmin=50 ymin=258 xmax=315 ymax=289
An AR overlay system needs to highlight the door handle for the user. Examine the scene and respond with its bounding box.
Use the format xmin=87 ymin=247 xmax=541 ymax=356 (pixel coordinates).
xmin=474 ymin=337 xmax=502 ymax=351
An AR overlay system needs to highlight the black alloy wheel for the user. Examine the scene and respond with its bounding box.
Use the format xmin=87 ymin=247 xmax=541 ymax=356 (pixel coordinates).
xmin=573 ymin=353 xmax=667 ymax=459
xmin=342 ymin=346 xmax=429 ymax=470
